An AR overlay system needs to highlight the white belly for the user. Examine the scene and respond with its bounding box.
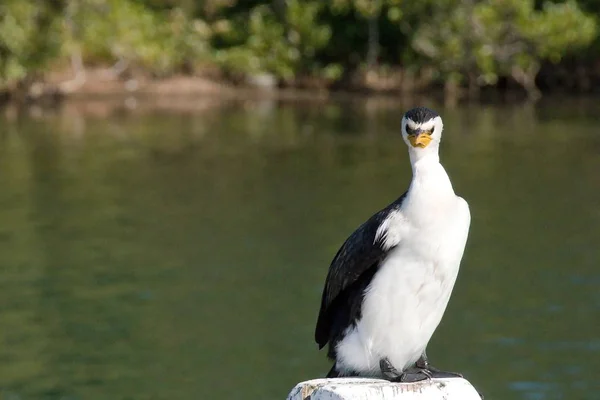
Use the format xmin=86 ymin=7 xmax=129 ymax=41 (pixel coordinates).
xmin=335 ymin=198 xmax=470 ymax=376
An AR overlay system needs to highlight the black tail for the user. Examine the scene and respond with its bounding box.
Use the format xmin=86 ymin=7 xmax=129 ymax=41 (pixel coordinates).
xmin=326 ymin=364 xmax=340 ymax=378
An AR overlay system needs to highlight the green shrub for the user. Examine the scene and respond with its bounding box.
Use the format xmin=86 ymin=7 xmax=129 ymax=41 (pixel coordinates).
xmin=0 ymin=1 xmax=61 ymax=88
xmin=411 ymin=0 xmax=597 ymax=95
xmin=63 ymin=0 xmax=211 ymax=76
xmin=214 ymin=1 xmax=332 ymax=81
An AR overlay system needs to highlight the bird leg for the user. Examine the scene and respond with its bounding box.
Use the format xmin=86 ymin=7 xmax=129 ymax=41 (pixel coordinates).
xmin=416 ymin=353 xmax=463 ymax=379
xmin=380 ymin=358 xmax=432 ymax=383
xmin=326 ymin=364 xmax=340 ymax=378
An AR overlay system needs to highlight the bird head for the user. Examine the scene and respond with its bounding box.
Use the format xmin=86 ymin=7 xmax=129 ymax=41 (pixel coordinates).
xmin=401 ymin=107 xmax=443 ymax=152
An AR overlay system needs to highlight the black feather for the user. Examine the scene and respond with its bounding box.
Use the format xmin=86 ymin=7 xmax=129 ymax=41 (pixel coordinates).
xmin=315 ymin=193 xmax=408 ymax=358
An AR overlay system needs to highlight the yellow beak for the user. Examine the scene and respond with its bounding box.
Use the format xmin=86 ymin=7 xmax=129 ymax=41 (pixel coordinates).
xmin=408 ymin=134 xmax=432 ymax=148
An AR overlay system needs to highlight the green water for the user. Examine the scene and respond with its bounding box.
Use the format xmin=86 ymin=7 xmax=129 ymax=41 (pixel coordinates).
xmin=0 ymin=98 xmax=598 ymax=400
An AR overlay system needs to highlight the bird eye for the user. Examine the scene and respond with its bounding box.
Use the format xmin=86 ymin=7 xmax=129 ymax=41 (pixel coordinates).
xmin=406 ymin=126 xmax=415 ymax=135
xmin=430 ymin=127 xmax=435 ymax=135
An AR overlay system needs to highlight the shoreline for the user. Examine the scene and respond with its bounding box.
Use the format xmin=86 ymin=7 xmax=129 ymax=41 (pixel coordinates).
xmin=0 ymin=66 xmax=554 ymax=107
xmin=3 ymin=67 xmax=600 ymax=118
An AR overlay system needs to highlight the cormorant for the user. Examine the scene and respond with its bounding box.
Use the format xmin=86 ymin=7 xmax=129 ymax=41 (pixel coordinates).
xmin=315 ymin=107 xmax=470 ymax=382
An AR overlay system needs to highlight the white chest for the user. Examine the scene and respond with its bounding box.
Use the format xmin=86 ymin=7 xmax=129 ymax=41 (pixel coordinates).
xmin=400 ymin=196 xmax=470 ymax=266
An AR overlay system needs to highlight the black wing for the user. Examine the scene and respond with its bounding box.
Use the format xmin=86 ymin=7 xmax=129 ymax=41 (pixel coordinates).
xmin=315 ymin=193 xmax=407 ymax=350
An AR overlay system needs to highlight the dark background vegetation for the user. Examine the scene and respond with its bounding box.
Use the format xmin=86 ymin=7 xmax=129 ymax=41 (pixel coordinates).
xmin=2 ymin=0 xmax=600 ymax=100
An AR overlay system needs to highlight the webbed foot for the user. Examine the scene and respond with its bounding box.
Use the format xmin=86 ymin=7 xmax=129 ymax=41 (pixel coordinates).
xmin=416 ymin=354 xmax=463 ymax=379
xmin=380 ymin=358 xmax=432 ymax=382
xmin=426 ymin=365 xmax=463 ymax=379
xmin=395 ymin=367 xmax=432 ymax=382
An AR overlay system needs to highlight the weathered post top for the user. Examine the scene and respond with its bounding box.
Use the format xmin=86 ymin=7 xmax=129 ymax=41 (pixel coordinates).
xmin=286 ymin=377 xmax=481 ymax=400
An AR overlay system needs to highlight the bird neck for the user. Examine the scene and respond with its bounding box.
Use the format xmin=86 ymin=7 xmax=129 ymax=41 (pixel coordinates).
xmin=408 ymin=148 xmax=455 ymax=199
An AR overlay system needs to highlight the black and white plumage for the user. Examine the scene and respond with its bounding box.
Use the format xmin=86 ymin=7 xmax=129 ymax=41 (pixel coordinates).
xmin=315 ymin=107 xmax=471 ymax=382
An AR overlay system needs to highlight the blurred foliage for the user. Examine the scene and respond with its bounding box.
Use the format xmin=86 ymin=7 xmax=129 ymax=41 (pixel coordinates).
xmin=213 ymin=0 xmax=333 ymax=80
xmin=0 ymin=0 xmax=598 ymax=96
xmin=62 ymin=0 xmax=212 ymax=76
xmin=411 ymin=0 xmax=597 ymax=96
xmin=0 ymin=1 xmax=62 ymax=88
